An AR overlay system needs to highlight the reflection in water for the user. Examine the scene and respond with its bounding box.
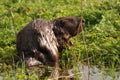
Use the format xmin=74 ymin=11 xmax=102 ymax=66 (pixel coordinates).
xmin=68 ymin=65 xmax=120 ymax=80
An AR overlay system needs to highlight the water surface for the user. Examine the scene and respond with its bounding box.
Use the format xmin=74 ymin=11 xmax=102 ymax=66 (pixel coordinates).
xmin=68 ymin=65 xmax=120 ymax=80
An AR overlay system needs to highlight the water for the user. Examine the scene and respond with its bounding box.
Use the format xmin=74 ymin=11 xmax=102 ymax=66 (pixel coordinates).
xmin=68 ymin=65 xmax=120 ymax=80
xmin=0 ymin=76 xmax=2 ymax=80
xmin=0 ymin=65 xmax=120 ymax=80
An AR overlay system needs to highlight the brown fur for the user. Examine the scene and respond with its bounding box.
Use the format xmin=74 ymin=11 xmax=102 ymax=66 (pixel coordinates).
xmin=16 ymin=19 xmax=59 ymax=67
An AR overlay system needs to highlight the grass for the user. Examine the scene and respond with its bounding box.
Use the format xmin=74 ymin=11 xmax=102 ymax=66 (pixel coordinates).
xmin=0 ymin=0 xmax=120 ymax=79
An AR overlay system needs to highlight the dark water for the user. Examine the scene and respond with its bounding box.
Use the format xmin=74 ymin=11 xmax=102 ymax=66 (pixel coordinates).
xmin=68 ymin=65 xmax=120 ymax=80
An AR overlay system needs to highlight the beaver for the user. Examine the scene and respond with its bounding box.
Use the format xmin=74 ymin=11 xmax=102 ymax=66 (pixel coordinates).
xmin=16 ymin=16 xmax=85 ymax=79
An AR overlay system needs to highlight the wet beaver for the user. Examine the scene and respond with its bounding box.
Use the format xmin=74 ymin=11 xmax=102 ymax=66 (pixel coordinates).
xmin=16 ymin=17 xmax=85 ymax=79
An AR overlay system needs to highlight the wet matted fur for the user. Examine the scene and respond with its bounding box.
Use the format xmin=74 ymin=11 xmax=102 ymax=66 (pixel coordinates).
xmin=16 ymin=16 xmax=85 ymax=79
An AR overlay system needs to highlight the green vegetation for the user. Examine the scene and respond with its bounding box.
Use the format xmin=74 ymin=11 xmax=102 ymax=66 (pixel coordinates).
xmin=0 ymin=0 xmax=120 ymax=80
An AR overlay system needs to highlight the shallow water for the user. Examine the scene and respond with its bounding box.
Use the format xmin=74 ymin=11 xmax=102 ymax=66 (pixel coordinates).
xmin=0 ymin=65 xmax=120 ymax=80
xmin=0 ymin=76 xmax=2 ymax=80
xmin=68 ymin=65 xmax=120 ymax=80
